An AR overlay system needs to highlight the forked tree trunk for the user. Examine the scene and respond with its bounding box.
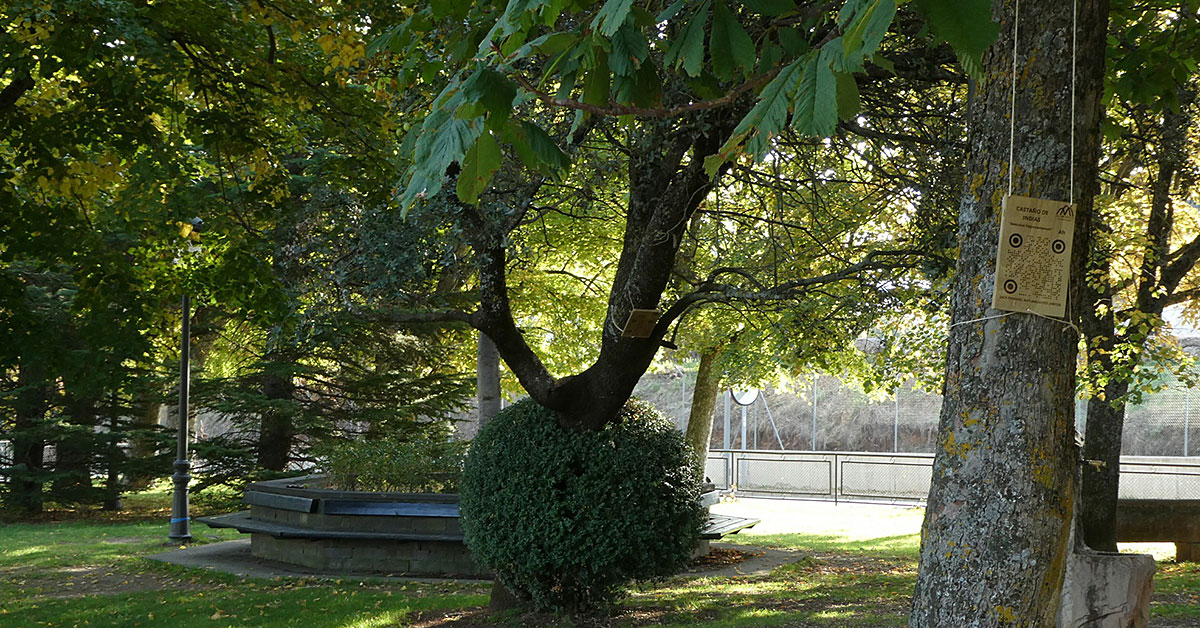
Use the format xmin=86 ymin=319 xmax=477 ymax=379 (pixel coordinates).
xmin=684 ymin=348 xmax=721 ymax=467
xmin=910 ymin=0 xmax=1109 ymax=626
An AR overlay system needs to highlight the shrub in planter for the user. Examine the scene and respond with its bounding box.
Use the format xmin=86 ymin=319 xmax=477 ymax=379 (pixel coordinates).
xmin=460 ymin=397 xmax=704 ymax=612
xmin=317 ymin=434 xmax=467 ymax=493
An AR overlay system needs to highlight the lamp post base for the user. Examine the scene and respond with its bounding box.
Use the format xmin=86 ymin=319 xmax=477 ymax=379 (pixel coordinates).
xmin=168 ymin=458 xmax=192 ymax=542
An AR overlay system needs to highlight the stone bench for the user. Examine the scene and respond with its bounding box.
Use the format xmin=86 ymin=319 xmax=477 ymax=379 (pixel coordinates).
xmin=1117 ymin=498 xmax=1200 ymax=561
xmin=199 ymin=476 xmax=758 ymax=576
xmin=197 ymin=476 xmax=484 ymax=577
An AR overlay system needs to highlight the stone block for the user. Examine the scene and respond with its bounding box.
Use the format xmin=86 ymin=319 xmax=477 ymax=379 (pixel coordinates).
xmin=1057 ymin=547 xmax=1155 ymax=628
xmin=414 ymin=517 xmax=447 ymax=533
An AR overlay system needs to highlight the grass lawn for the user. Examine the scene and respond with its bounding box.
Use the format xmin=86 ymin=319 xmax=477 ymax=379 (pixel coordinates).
xmin=1 ymin=494 xmax=1196 ymax=627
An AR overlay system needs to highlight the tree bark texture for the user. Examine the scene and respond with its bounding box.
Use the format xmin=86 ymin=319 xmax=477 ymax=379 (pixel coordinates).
xmin=909 ymin=1 xmax=1109 ymax=626
xmin=256 ymin=370 xmax=296 ymax=472
xmin=476 ymin=331 xmax=501 ymax=427
xmin=1081 ymin=88 xmax=1195 ymax=551
xmin=10 ymin=360 xmax=49 ymax=514
xmin=684 ymin=348 xmax=721 ymax=467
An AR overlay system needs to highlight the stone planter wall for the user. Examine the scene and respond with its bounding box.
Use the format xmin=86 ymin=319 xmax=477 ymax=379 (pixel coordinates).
xmin=198 ymin=475 xmax=488 ymax=577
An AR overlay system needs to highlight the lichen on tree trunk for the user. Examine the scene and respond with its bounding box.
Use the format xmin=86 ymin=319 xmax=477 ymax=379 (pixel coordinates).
xmin=909 ymin=0 xmax=1109 ymax=626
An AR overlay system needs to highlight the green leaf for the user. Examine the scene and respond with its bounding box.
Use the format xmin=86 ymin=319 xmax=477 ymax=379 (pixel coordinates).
xmin=456 ymin=132 xmax=503 ymax=204
xmin=740 ymin=0 xmax=797 ymax=17
xmin=710 ymin=1 xmax=757 ymax=81
xmin=912 ymin=0 xmax=999 ymax=78
xmin=656 ymin=0 xmax=687 ymax=22
xmin=757 ymin=41 xmax=783 ymax=74
xmin=840 ymin=0 xmax=896 ymax=71
xmin=834 ymin=71 xmax=861 ymax=120
xmin=791 ymin=47 xmax=838 ymax=136
xmin=609 ymin=22 xmax=649 ymax=76
xmin=663 ymin=1 xmax=710 ymax=77
xmin=461 ymin=68 xmax=517 ymax=129
xmin=614 ymin=61 xmax=663 ymax=108
xmin=522 ymin=121 xmax=571 ymax=175
xmin=401 ymin=104 xmax=484 ymax=211
xmin=366 ymin=24 xmax=405 ymax=58
xmin=430 ymin=0 xmax=455 ymax=19
xmin=512 ymin=32 xmax=579 ymax=60
xmin=591 ymin=0 xmax=636 ymax=37
xmin=478 ymin=0 xmax=549 ymax=56
xmin=777 ymin=27 xmax=809 ymax=56
xmin=501 ymin=119 xmax=537 ymax=170
xmin=631 ymin=6 xmax=657 ymax=28
xmin=869 ymin=54 xmax=895 ymax=74
xmin=582 ymin=55 xmax=612 ymax=106
xmin=708 ymin=57 xmax=805 ymax=175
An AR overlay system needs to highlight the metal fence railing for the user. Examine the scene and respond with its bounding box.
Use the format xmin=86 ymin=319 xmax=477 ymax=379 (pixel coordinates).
xmin=707 ymin=449 xmax=1200 ymax=504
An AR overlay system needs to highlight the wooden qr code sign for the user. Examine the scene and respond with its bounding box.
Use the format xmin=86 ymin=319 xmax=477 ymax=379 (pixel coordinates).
xmin=992 ymin=194 xmax=1076 ymax=319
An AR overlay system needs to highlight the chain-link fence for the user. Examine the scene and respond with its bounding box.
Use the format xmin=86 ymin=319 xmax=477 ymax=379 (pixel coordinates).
xmin=706 ymin=451 xmax=1200 ymax=503
xmin=635 ymin=371 xmax=1199 ymax=458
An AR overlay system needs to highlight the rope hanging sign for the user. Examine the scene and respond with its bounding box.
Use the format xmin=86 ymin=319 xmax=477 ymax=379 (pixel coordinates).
xmin=990 ymin=0 xmax=1079 ymax=321
xmin=992 ymin=196 xmax=1076 ymax=318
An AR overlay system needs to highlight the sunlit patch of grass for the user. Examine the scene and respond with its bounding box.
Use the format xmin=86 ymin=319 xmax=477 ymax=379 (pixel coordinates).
xmin=723 ymin=531 xmax=921 ymax=558
xmin=621 ymin=550 xmax=916 ymax=628
xmin=1152 ymin=560 xmax=1200 ymax=619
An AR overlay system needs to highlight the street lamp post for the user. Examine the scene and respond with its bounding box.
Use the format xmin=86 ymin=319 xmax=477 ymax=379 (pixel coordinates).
xmin=169 ymin=293 xmax=192 ymax=542
xmin=169 ymin=217 xmax=202 ymax=543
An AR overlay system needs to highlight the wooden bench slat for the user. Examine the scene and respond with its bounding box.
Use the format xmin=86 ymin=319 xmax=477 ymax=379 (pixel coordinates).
xmin=700 ymin=514 xmax=759 ymax=539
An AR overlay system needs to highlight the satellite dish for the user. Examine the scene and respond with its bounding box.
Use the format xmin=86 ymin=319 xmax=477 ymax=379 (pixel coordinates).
xmin=730 ymin=389 xmax=759 ymax=406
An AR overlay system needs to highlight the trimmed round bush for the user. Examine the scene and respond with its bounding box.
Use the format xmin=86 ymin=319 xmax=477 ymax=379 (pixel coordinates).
xmin=460 ymin=397 xmax=704 ymax=611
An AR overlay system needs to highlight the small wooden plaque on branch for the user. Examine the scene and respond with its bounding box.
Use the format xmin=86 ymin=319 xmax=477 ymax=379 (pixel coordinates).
xmin=621 ymin=309 xmax=661 ymax=338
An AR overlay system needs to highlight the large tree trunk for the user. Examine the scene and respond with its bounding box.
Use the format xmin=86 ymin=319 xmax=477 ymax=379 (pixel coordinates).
xmin=256 ymin=370 xmax=296 ymax=472
xmin=476 ymin=331 xmax=501 ymax=427
xmin=684 ymin=348 xmax=721 ymax=466
xmin=52 ymin=392 xmax=97 ymax=501
xmin=1079 ymin=230 xmax=1128 ymax=552
xmin=126 ymin=399 xmax=163 ymax=490
xmin=1081 ymin=88 xmax=1193 ymax=551
xmin=909 ymin=0 xmax=1109 ymax=625
xmin=10 ymin=360 xmax=49 ymax=514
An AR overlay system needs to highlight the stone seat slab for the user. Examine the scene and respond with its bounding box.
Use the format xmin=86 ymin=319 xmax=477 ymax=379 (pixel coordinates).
xmin=196 ymin=511 xmax=464 ymax=543
xmin=319 ymin=501 xmax=460 ymax=517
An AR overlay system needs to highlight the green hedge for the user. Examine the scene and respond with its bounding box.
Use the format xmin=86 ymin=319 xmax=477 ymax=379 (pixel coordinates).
xmin=317 ymin=434 xmax=466 ymax=493
xmin=460 ymin=398 xmax=703 ymax=611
